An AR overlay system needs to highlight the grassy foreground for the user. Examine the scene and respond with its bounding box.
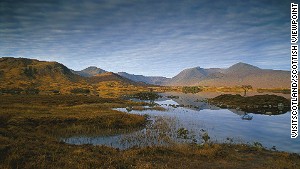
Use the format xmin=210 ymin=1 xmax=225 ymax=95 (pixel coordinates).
xmin=0 ymin=95 xmax=299 ymax=169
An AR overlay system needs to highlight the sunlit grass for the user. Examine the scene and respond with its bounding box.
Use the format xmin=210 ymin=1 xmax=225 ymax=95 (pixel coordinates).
xmin=0 ymin=95 xmax=299 ymax=168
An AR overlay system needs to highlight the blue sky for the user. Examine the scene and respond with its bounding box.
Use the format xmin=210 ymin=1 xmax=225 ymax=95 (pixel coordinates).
xmin=0 ymin=0 xmax=291 ymax=77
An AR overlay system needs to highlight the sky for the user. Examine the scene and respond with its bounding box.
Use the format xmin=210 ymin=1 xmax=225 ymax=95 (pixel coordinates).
xmin=0 ymin=0 xmax=293 ymax=77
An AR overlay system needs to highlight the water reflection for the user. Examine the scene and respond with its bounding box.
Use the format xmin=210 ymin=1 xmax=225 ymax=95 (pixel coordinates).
xmin=63 ymin=93 xmax=299 ymax=154
xmin=160 ymin=92 xmax=289 ymax=115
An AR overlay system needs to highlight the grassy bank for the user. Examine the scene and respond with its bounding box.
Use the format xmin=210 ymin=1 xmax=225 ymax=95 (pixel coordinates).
xmin=209 ymin=94 xmax=290 ymax=115
xmin=1 ymin=135 xmax=299 ymax=168
xmin=0 ymin=95 xmax=147 ymax=135
xmin=0 ymin=95 xmax=299 ymax=168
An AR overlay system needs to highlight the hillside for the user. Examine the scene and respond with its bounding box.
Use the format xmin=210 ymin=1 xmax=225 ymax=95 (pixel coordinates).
xmin=0 ymin=58 xmax=148 ymax=95
xmin=0 ymin=57 xmax=87 ymax=92
xmin=72 ymin=66 xmax=107 ymax=77
xmin=0 ymin=58 xmax=290 ymax=90
xmin=87 ymin=72 xmax=149 ymax=98
xmin=166 ymin=67 xmax=209 ymax=86
xmin=117 ymin=72 xmax=170 ymax=85
xmin=88 ymin=72 xmax=147 ymax=86
xmin=164 ymin=62 xmax=290 ymax=88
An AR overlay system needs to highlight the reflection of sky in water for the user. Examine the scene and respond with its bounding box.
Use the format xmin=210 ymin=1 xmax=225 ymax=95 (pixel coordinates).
xmin=63 ymin=99 xmax=299 ymax=153
xmin=63 ymin=130 xmax=144 ymax=149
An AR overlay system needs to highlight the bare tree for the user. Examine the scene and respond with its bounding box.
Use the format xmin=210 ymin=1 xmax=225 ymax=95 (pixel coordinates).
xmin=241 ymin=85 xmax=252 ymax=96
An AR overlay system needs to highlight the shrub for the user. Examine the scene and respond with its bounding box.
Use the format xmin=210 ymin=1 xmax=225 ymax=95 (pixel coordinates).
xmin=52 ymin=90 xmax=60 ymax=94
xmin=70 ymin=88 xmax=90 ymax=94
xmin=182 ymin=86 xmax=202 ymax=93
xmin=24 ymin=66 xmax=37 ymax=78
xmin=131 ymin=92 xmax=161 ymax=100
xmin=0 ymin=88 xmax=23 ymax=95
xmin=24 ymin=88 xmax=40 ymax=95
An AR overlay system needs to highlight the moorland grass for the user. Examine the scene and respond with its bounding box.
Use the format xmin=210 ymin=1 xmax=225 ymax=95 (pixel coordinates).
xmin=0 ymin=95 xmax=299 ymax=168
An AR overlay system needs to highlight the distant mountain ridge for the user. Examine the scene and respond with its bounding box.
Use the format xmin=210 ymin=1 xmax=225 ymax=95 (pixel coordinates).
xmin=3 ymin=57 xmax=289 ymax=89
xmin=117 ymin=72 xmax=170 ymax=85
xmin=165 ymin=62 xmax=289 ymax=88
xmin=73 ymin=62 xmax=289 ymax=88
xmin=73 ymin=67 xmax=170 ymax=85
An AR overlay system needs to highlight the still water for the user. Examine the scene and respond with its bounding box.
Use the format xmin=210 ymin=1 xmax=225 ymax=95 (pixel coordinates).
xmin=63 ymin=93 xmax=299 ymax=153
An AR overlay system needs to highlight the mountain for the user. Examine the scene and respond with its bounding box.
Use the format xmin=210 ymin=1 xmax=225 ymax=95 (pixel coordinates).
xmin=0 ymin=58 xmax=289 ymax=90
xmin=224 ymin=62 xmax=261 ymax=77
xmin=166 ymin=67 xmax=209 ymax=86
xmin=0 ymin=57 xmax=85 ymax=91
xmin=87 ymin=72 xmax=147 ymax=86
xmin=165 ymin=62 xmax=290 ymax=88
xmin=117 ymin=72 xmax=170 ymax=85
xmin=0 ymin=58 xmax=148 ymax=94
xmin=72 ymin=66 xmax=106 ymax=77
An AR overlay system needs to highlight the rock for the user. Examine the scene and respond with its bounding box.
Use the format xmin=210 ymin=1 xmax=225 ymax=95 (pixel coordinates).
xmin=266 ymin=112 xmax=272 ymax=115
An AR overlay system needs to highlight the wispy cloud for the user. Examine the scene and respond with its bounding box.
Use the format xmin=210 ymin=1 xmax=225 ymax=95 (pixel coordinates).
xmin=0 ymin=0 xmax=290 ymax=77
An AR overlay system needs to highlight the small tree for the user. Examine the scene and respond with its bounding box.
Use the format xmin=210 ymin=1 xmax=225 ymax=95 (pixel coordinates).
xmin=202 ymin=132 xmax=210 ymax=144
xmin=182 ymin=86 xmax=201 ymax=94
xmin=241 ymin=85 xmax=252 ymax=96
xmin=70 ymin=88 xmax=90 ymax=94
xmin=24 ymin=66 xmax=37 ymax=79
